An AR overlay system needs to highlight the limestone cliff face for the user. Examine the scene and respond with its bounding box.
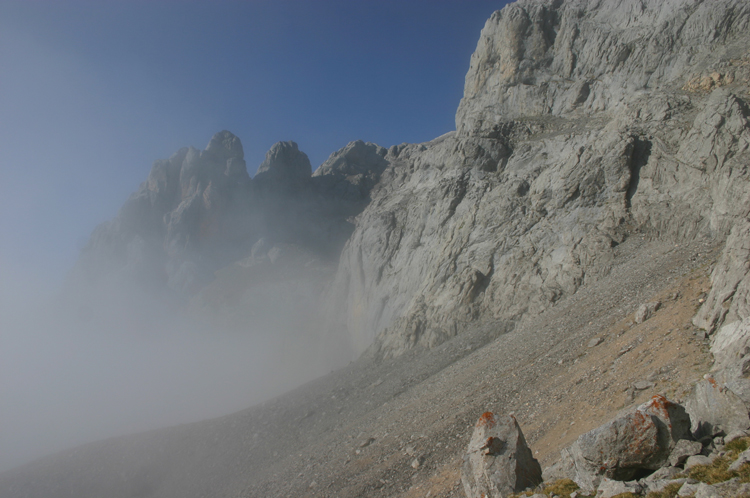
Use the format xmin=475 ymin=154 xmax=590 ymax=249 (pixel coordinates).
xmin=330 ymin=0 xmax=750 ymax=357
xmin=456 ymin=0 xmax=750 ymax=136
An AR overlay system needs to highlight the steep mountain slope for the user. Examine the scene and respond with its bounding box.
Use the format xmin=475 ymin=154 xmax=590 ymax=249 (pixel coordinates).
xmin=2 ymin=0 xmax=750 ymax=497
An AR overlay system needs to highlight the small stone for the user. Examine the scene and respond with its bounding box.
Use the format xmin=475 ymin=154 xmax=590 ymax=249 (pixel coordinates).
xmin=645 ymin=466 xmax=682 ymax=481
xmin=643 ymin=478 xmax=682 ymax=495
xmin=635 ymin=301 xmax=661 ymax=324
xmin=588 ymin=337 xmax=603 ymax=348
xmin=678 ymin=481 xmax=700 ymax=496
xmin=725 ymin=430 xmax=750 ymax=443
xmin=685 ymin=454 xmax=712 ymax=469
xmin=669 ymin=439 xmax=703 ymax=466
xmin=693 ymin=482 xmax=721 ymax=498
xmin=634 ymin=381 xmax=654 ymax=391
xmin=617 ymin=345 xmax=634 ymax=357
xmin=704 ymin=478 xmax=750 ymax=496
xmin=411 ymin=457 xmax=424 ymax=469
xmin=360 ymin=437 xmax=376 ymax=448
xmin=597 ymin=477 xmax=642 ymax=498
xmin=729 ymin=448 xmax=750 ymax=471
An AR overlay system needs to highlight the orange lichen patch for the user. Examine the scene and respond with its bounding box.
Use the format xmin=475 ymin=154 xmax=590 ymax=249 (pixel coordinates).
xmin=647 ymin=394 xmax=671 ymax=419
xmin=616 ymin=410 xmax=659 ymax=467
xmin=645 ymin=394 xmax=678 ymax=431
xmin=707 ymin=375 xmax=720 ymax=389
xmin=477 ymin=411 xmax=496 ymax=428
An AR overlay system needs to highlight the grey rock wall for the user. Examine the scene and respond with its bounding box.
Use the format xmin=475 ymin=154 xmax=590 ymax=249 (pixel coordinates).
xmin=329 ymin=0 xmax=750 ymax=357
xmin=456 ymin=0 xmax=750 ymax=137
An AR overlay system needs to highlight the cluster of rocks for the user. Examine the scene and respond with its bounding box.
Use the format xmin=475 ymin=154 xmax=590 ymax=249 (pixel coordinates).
xmin=464 ymin=284 xmax=750 ymax=498
xmin=464 ymin=391 xmax=750 ymax=498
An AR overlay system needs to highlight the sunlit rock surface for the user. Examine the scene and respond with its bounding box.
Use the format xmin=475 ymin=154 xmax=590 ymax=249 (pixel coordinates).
xmin=329 ymin=0 xmax=750 ymax=357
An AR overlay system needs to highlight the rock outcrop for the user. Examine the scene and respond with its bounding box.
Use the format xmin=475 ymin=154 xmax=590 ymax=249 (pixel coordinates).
xmin=456 ymin=0 xmax=750 ymax=137
xmin=461 ymin=412 xmax=542 ymax=498
xmin=685 ymin=375 xmax=750 ymax=440
xmin=254 ymin=140 xmax=312 ymax=188
xmin=548 ymin=395 xmax=690 ymax=492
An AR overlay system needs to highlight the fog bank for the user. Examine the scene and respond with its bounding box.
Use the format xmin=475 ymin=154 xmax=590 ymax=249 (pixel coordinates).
xmin=0 ymin=264 xmax=349 ymax=472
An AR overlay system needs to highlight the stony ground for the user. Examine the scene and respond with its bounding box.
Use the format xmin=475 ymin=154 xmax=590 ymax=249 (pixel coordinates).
xmin=233 ymin=233 xmax=718 ymax=498
xmin=0 ymin=233 xmax=720 ymax=498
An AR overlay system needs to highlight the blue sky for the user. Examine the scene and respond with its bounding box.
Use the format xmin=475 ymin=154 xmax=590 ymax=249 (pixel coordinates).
xmin=0 ymin=0 xmax=508 ymax=286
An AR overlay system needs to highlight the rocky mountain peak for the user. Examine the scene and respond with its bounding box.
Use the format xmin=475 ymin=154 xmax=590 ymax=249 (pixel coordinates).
xmin=312 ymin=140 xmax=389 ymax=205
xmin=254 ymin=140 xmax=312 ymax=186
xmin=314 ymin=140 xmax=388 ymax=178
xmin=205 ymin=130 xmax=244 ymax=162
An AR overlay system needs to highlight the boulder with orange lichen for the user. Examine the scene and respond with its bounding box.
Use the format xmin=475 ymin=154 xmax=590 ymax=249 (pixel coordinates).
xmin=461 ymin=412 xmax=542 ymax=498
xmin=546 ymin=395 xmax=691 ymax=493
